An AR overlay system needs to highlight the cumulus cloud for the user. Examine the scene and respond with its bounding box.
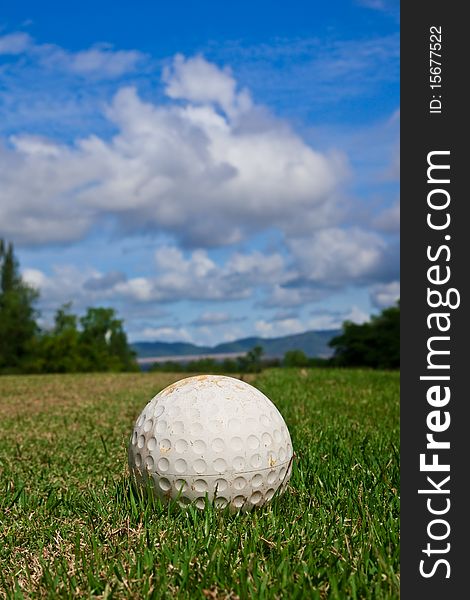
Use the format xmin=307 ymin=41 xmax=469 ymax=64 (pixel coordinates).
xmin=288 ymin=227 xmax=389 ymax=287
xmin=309 ymin=306 xmax=370 ymax=329
xmin=257 ymin=305 xmax=370 ymax=337
xmin=163 ymin=54 xmax=252 ymax=118
xmin=22 ymin=265 xmax=100 ymax=314
xmin=83 ymin=271 xmax=127 ymax=291
xmin=255 ymin=317 xmax=305 ymax=338
xmin=1 ymin=54 xmax=347 ymax=248
xmin=22 ymin=246 xmax=286 ymax=310
xmin=343 ymin=305 xmax=371 ymax=324
xmin=23 ymin=262 xmax=184 ymax=340
xmin=20 ymin=233 xmax=397 ymax=323
xmin=251 ymin=225 xmax=399 ymax=309
xmin=307 ymin=312 xmax=342 ymax=330
xmin=116 ymin=246 xmax=286 ymax=303
xmin=22 ymin=267 xmax=48 ymax=289
xmin=370 ymin=281 xmax=400 ymax=308
xmin=4 ymin=40 xmax=399 ymax=343
xmin=0 ymin=137 xmax=96 ymax=245
xmin=373 ymin=200 xmax=400 ymax=232
xmin=0 ymin=32 xmax=33 ymax=54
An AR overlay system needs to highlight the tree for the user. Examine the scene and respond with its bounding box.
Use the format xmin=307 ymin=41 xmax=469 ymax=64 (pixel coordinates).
xmin=329 ymin=302 xmax=400 ymax=369
xmin=220 ymin=358 xmax=238 ymax=373
xmin=150 ymin=360 xmax=183 ymax=373
xmin=0 ymin=241 xmax=137 ymax=375
xmin=79 ymin=307 xmax=138 ymax=372
xmin=283 ymin=349 xmax=309 ymax=368
xmin=237 ymin=345 xmax=265 ymax=373
xmin=35 ymin=303 xmax=83 ymax=373
xmin=0 ymin=240 xmax=39 ymax=373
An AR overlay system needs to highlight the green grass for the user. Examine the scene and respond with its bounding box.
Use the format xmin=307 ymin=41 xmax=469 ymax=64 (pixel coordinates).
xmin=0 ymin=368 xmax=399 ymax=599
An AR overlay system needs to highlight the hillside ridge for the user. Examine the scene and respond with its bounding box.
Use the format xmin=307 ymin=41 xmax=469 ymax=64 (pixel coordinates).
xmin=132 ymin=329 xmax=340 ymax=359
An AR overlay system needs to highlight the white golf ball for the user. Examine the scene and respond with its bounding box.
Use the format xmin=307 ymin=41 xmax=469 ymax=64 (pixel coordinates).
xmin=128 ymin=374 xmax=293 ymax=511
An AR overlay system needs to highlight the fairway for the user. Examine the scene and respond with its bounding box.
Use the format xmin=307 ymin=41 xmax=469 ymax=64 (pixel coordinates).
xmin=0 ymin=369 xmax=399 ymax=599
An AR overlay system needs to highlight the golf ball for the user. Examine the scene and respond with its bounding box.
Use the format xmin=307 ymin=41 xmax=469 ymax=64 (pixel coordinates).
xmin=128 ymin=374 xmax=293 ymax=511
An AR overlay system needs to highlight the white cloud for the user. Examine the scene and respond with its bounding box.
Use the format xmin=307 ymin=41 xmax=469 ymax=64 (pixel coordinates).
xmin=288 ymin=227 xmax=387 ymax=287
xmin=22 ymin=267 xmax=48 ymax=289
xmin=0 ymin=55 xmax=347 ymax=248
xmin=20 ymin=246 xmax=286 ymax=312
xmin=163 ymin=54 xmax=252 ymax=118
xmin=0 ymin=138 xmax=96 ymax=244
xmin=3 ymin=38 xmax=399 ymax=344
xmin=131 ymin=246 xmax=286 ymax=303
xmin=115 ymin=277 xmax=155 ymax=302
xmin=224 ymin=251 xmax=286 ymax=286
xmin=308 ymin=313 xmax=340 ymax=330
xmin=0 ymin=32 xmax=32 ymax=54
xmin=0 ymin=31 xmax=146 ymax=78
xmin=66 ymin=46 xmax=144 ymax=77
xmin=154 ymin=246 xmax=216 ymax=279
xmin=21 ymin=263 xmax=177 ymax=337
xmin=37 ymin=43 xmax=145 ymax=78
xmin=309 ymin=305 xmax=370 ymax=329
xmin=10 ymin=134 xmax=63 ymax=157
xmin=344 ymin=305 xmax=370 ymax=324
xmin=373 ymin=200 xmax=400 ymax=232
xmin=21 ymin=264 xmax=103 ymax=318
xmin=255 ymin=317 xmax=304 ymax=338
xmin=256 ymin=305 xmax=370 ymax=338
xmin=370 ymin=281 xmax=400 ymax=308
xmin=83 ymin=271 xmax=127 ymax=291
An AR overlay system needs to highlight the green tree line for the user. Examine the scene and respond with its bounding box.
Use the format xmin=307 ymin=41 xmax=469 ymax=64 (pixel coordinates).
xmin=149 ymin=345 xmax=276 ymax=375
xmin=0 ymin=240 xmax=137 ymax=374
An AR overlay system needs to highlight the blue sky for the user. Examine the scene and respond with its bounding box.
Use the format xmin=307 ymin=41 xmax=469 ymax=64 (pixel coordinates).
xmin=0 ymin=0 xmax=399 ymax=344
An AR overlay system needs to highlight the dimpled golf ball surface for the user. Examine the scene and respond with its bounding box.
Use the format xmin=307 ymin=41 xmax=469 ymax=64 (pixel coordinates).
xmin=128 ymin=375 xmax=293 ymax=511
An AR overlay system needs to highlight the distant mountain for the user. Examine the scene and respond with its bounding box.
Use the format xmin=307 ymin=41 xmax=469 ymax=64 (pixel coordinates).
xmin=132 ymin=329 xmax=340 ymax=360
xmin=131 ymin=341 xmax=212 ymax=358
